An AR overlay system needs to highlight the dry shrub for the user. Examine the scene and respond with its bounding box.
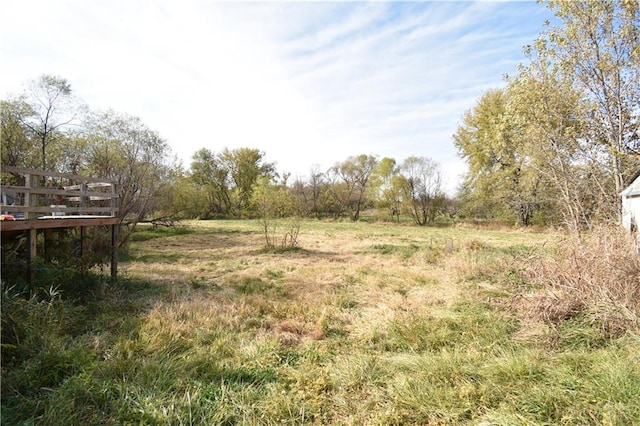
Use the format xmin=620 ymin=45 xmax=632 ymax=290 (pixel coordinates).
xmin=519 ymin=290 xmax=584 ymax=324
xmin=463 ymin=239 xmax=488 ymax=251
xmin=523 ymin=226 xmax=640 ymax=334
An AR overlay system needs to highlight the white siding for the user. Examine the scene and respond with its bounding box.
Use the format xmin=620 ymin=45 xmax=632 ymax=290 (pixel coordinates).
xmin=621 ymin=174 xmax=640 ymax=232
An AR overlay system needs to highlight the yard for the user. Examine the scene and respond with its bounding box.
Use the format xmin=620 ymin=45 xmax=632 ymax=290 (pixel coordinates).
xmin=2 ymin=219 xmax=639 ymax=424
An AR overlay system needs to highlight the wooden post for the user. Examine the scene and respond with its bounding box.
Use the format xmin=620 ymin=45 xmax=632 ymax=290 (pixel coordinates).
xmin=80 ymin=226 xmax=86 ymax=272
xmin=44 ymin=228 xmax=53 ymax=263
xmin=80 ymin=183 xmax=88 ymax=215
xmin=110 ymin=183 xmax=117 ymax=217
xmin=27 ymin=228 xmax=37 ymax=283
xmin=24 ymin=173 xmax=40 ymax=220
xmin=110 ymin=223 xmax=118 ymax=281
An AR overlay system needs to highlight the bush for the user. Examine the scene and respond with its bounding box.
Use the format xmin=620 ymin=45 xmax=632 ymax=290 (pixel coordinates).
xmin=1 ymin=227 xmax=113 ymax=287
xmin=252 ymin=178 xmax=303 ymax=251
xmin=522 ymin=226 xmax=640 ymax=335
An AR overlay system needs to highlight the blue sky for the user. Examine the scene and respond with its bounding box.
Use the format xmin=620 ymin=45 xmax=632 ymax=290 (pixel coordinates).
xmin=1 ymin=1 xmax=556 ymax=194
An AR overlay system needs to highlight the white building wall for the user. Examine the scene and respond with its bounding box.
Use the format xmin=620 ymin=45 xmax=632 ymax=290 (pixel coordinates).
xmin=621 ymin=175 xmax=640 ymax=232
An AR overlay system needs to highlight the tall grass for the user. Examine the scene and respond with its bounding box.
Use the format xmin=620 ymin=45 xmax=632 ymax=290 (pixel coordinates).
xmin=520 ymin=226 xmax=640 ymax=336
xmin=2 ymin=221 xmax=639 ymax=424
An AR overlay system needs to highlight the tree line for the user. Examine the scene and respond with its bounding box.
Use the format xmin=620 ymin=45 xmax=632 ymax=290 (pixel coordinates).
xmin=2 ymin=0 xmax=638 ymax=231
xmin=173 ymin=150 xmax=449 ymax=224
xmin=0 ymin=76 xmax=449 ymax=229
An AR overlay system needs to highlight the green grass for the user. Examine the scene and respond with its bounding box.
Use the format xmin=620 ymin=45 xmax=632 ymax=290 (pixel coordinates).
xmin=2 ymin=219 xmax=638 ymax=425
xmin=127 ymin=223 xmax=195 ymax=241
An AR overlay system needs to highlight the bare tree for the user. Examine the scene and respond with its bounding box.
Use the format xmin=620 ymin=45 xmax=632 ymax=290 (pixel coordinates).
xmin=400 ymin=156 xmax=443 ymax=226
xmin=21 ymin=75 xmax=80 ymax=171
xmin=84 ymin=110 xmax=171 ymax=246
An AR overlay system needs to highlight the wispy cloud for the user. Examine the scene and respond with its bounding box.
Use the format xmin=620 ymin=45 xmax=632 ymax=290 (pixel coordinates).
xmin=0 ymin=0 xmax=555 ymax=193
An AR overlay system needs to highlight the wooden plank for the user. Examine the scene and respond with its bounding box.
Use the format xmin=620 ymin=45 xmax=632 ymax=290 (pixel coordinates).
xmin=27 ymin=174 xmax=38 ymax=220
xmin=111 ymin=223 xmax=118 ymax=281
xmin=64 ymin=182 xmax=113 ymax=189
xmin=66 ymin=196 xmax=117 ymax=201
xmin=80 ymin=226 xmax=86 ymax=272
xmin=0 ymin=217 xmax=120 ymax=231
xmin=1 ymin=206 xmax=118 ymax=214
xmin=2 ymin=165 xmax=120 ymax=283
xmin=27 ymin=228 xmax=37 ymax=283
xmin=1 ymin=186 xmax=118 ymax=198
xmin=1 ymin=165 xmax=115 ymax=184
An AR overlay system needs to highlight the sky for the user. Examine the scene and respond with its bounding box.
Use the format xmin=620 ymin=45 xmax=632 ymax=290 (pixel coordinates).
xmin=0 ymin=0 xmax=556 ymax=194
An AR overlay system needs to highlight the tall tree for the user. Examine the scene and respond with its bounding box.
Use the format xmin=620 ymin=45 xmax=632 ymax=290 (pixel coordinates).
xmin=297 ymin=164 xmax=327 ymax=218
xmin=0 ymin=99 xmax=38 ymax=169
xmin=190 ymin=148 xmax=231 ymax=218
xmin=329 ymin=154 xmax=379 ymax=221
xmin=156 ymin=161 xmax=200 ymax=220
xmin=370 ymin=157 xmax=401 ymax=217
xmin=21 ymin=75 xmax=79 ymax=171
xmin=219 ymin=147 xmax=275 ymax=215
xmin=540 ymin=0 xmax=640 ymax=213
xmin=507 ymin=54 xmax=603 ymax=229
xmin=84 ymin=110 xmax=171 ymax=245
xmin=454 ymin=89 xmax=541 ymax=225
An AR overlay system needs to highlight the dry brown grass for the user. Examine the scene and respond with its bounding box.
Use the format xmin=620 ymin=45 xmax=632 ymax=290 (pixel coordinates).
xmin=518 ymin=226 xmax=640 ymax=335
xmin=122 ymin=220 xmax=500 ymax=352
xmin=7 ymin=220 xmax=640 ymax=425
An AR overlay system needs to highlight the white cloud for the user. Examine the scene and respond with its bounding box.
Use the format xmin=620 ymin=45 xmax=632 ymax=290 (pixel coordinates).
xmin=0 ymin=0 xmax=555 ymax=194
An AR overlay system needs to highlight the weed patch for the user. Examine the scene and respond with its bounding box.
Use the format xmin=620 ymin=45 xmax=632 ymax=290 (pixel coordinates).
xmin=128 ymin=224 xmax=194 ymax=242
xmin=368 ymin=243 xmax=420 ymax=260
xmin=231 ymin=276 xmax=281 ymax=296
xmin=518 ymin=226 xmax=640 ymax=336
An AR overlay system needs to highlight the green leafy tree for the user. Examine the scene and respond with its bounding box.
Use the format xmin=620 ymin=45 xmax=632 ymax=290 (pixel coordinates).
xmin=0 ymin=99 xmax=38 ymax=169
xmin=55 ymin=131 xmax=91 ymax=176
xmin=370 ymin=157 xmax=402 ymax=219
xmin=507 ymin=55 xmax=602 ymax=229
xmin=155 ymin=161 xmax=199 ymax=220
xmin=190 ymin=148 xmax=232 ymax=218
xmin=454 ymin=89 xmax=542 ymax=225
xmin=329 ymin=154 xmax=379 ymax=221
xmin=219 ymin=147 xmax=275 ymax=215
xmin=454 ymin=1 xmax=639 ymax=227
xmin=398 ymin=156 xmax=444 ymax=226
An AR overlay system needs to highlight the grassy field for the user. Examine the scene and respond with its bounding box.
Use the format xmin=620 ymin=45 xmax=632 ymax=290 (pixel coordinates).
xmin=2 ymin=219 xmax=639 ymax=425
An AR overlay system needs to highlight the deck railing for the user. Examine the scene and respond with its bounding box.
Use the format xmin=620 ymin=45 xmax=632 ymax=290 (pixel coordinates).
xmin=1 ymin=165 xmax=118 ymax=219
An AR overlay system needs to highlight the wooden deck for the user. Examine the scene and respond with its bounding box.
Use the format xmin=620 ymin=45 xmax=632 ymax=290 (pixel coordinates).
xmin=1 ymin=166 xmax=120 ymax=281
xmin=1 ymin=216 xmax=120 ymax=231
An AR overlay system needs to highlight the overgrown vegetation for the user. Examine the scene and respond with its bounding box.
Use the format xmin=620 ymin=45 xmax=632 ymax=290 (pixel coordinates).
xmin=2 ymin=221 xmax=638 ymax=425
xmin=1 ymin=226 xmax=114 ymax=288
xmin=519 ymin=226 xmax=640 ymax=338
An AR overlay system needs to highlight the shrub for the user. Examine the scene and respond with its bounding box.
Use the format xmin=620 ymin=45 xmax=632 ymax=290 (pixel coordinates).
xmin=1 ymin=227 xmax=113 ymax=287
xmin=522 ymin=226 xmax=640 ymax=335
